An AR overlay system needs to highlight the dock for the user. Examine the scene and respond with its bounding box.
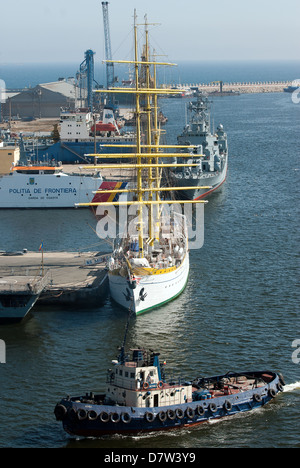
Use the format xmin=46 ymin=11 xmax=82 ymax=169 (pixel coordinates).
xmin=0 ymin=250 xmax=109 ymax=310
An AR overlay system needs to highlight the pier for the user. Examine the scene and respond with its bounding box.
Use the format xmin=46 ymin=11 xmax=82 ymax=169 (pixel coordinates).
xmin=0 ymin=251 xmax=109 ymax=311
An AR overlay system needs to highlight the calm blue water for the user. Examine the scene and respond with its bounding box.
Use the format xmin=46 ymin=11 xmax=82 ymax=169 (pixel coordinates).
xmin=1 ymin=60 xmax=300 ymax=89
xmin=0 ymin=63 xmax=299 ymax=448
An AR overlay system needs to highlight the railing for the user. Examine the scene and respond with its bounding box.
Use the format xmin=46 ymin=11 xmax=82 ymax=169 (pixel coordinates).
xmin=0 ymin=268 xmax=50 ymax=295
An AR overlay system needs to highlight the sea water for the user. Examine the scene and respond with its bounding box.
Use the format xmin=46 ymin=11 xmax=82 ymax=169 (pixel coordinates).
xmin=0 ymin=62 xmax=299 ymax=448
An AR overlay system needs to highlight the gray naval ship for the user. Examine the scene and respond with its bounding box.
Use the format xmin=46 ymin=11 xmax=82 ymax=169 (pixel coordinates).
xmin=169 ymin=92 xmax=228 ymax=200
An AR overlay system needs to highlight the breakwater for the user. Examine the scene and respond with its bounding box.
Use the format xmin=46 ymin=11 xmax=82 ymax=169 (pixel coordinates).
xmin=171 ymin=80 xmax=292 ymax=95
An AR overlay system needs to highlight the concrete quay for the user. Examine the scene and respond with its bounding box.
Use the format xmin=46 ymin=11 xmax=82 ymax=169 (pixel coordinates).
xmin=0 ymin=251 xmax=109 ymax=308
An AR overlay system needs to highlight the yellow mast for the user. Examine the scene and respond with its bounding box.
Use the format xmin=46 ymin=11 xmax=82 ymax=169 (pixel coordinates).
xmin=79 ymin=12 xmax=208 ymax=256
xmin=144 ymin=15 xmax=154 ymax=245
xmin=152 ymin=49 xmax=162 ymax=240
xmin=133 ymin=10 xmax=144 ymax=257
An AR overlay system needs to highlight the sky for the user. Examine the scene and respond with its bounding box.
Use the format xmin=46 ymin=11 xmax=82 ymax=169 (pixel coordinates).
xmin=0 ymin=0 xmax=299 ymax=64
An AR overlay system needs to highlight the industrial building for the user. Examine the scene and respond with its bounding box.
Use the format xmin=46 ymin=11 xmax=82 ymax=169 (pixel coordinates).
xmin=1 ymin=79 xmax=83 ymax=120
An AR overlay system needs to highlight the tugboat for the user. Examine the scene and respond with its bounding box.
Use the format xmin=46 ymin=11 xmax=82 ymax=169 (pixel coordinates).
xmin=54 ymin=328 xmax=285 ymax=437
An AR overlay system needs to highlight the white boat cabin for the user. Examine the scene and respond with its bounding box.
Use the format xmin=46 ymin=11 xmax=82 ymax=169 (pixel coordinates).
xmin=106 ymin=348 xmax=192 ymax=408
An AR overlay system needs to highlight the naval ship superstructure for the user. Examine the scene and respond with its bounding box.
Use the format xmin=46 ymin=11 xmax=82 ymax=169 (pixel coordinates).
xmin=169 ymin=93 xmax=228 ymax=200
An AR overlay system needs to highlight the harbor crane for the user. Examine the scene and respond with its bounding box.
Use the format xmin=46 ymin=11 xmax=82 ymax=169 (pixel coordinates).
xmin=102 ymin=1 xmax=115 ymax=104
xmin=77 ymin=49 xmax=95 ymax=111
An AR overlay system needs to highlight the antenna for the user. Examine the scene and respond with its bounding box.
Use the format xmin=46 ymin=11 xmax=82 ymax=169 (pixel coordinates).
xmin=119 ymin=304 xmax=134 ymax=364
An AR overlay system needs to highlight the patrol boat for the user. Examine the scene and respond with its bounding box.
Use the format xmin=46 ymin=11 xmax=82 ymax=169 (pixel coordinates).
xmin=169 ymin=92 xmax=228 ymax=200
xmin=0 ymin=270 xmax=48 ymax=324
xmin=54 ymin=327 xmax=285 ymax=437
xmin=0 ymin=163 xmax=128 ymax=209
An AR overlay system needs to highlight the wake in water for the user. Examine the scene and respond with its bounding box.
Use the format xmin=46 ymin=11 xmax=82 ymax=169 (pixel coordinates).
xmin=283 ymin=381 xmax=300 ymax=392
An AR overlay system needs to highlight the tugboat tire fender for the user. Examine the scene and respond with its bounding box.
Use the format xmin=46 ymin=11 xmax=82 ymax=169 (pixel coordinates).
xmin=77 ymin=408 xmax=87 ymax=420
xmin=167 ymin=409 xmax=176 ymax=420
xmin=176 ymin=408 xmax=184 ymax=419
xmin=277 ymin=383 xmax=284 ymax=392
xmin=88 ymin=410 xmax=98 ymax=420
xmin=209 ymin=402 xmax=218 ymax=413
xmin=99 ymin=411 xmax=110 ymax=423
xmin=111 ymin=412 xmax=121 ymax=423
xmin=68 ymin=408 xmax=77 ymax=421
xmin=186 ymin=407 xmax=195 ymax=419
xmin=196 ymin=405 xmax=205 ymax=416
xmin=253 ymin=393 xmax=262 ymax=403
xmin=54 ymin=404 xmax=67 ymax=421
xmin=269 ymin=388 xmax=277 ymax=398
xmin=145 ymin=412 xmax=155 ymax=422
xmin=223 ymin=400 xmax=232 ymax=412
xmin=278 ymin=373 xmax=285 ymax=386
xmin=121 ymin=412 xmax=131 ymax=424
xmin=158 ymin=411 xmax=167 ymax=422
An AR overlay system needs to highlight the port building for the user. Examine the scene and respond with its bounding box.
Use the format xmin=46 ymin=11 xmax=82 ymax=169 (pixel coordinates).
xmin=1 ymin=79 xmax=84 ymax=120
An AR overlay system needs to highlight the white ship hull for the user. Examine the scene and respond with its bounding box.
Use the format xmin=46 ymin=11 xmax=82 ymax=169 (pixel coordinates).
xmin=109 ymin=254 xmax=189 ymax=315
xmin=0 ymin=171 xmax=104 ymax=208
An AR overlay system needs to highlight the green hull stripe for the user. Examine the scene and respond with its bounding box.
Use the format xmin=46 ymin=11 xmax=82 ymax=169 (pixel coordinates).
xmin=135 ymin=273 xmax=189 ymax=316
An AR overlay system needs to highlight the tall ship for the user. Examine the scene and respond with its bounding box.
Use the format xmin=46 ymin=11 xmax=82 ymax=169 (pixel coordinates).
xmin=168 ymin=92 xmax=228 ymax=200
xmin=78 ymin=14 xmax=207 ymax=315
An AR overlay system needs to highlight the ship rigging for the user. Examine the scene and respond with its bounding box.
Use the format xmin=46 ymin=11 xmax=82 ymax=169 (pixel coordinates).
xmin=77 ymin=12 xmax=209 ymax=314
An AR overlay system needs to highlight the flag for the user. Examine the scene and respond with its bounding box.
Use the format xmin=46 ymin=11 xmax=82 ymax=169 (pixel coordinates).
xmin=39 ymin=242 xmax=43 ymax=251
